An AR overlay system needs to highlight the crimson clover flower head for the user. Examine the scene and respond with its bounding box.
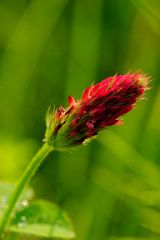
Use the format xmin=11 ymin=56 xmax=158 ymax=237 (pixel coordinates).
xmin=45 ymin=72 xmax=150 ymax=150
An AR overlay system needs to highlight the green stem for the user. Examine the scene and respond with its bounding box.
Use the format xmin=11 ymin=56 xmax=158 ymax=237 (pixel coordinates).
xmin=0 ymin=143 xmax=53 ymax=236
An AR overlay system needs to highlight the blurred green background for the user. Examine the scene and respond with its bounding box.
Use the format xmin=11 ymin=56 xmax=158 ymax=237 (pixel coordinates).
xmin=0 ymin=0 xmax=160 ymax=239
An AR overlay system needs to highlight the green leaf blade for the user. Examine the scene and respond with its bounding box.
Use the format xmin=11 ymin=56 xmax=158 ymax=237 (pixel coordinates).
xmin=9 ymin=200 xmax=75 ymax=239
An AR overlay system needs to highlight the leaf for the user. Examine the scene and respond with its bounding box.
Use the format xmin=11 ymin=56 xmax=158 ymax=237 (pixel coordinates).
xmin=5 ymin=232 xmax=39 ymax=240
xmin=0 ymin=182 xmax=34 ymax=218
xmin=9 ymin=200 xmax=75 ymax=239
xmin=107 ymin=238 xmax=155 ymax=240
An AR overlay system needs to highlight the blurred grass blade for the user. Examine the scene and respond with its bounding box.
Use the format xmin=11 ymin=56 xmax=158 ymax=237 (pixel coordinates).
xmin=132 ymin=0 xmax=160 ymax=36
xmin=139 ymin=206 xmax=160 ymax=234
xmin=92 ymin=164 xmax=160 ymax=208
xmin=9 ymin=200 xmax=75 ymax=239
xmin=107 ymin=238 xmax=158 ymax=240
xmin=98 ymin=130 xmax=160 ymax=188
xmin=0 ymin=0 xmax=68 ymax=132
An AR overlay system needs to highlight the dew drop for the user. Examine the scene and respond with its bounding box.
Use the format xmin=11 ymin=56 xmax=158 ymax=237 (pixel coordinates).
xmin=21 ymin=199 xmax=28 ymax=207
xmin=17 ymin=216 xmax=27 ymax=228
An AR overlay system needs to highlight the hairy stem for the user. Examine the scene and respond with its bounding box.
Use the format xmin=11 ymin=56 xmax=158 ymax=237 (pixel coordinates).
xmin=0 ymin=143 xmax=53 ymax=236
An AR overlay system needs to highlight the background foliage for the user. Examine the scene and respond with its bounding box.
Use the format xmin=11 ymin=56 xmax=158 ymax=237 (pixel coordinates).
xmin=0 ymin=0 xmax=160 ymax=239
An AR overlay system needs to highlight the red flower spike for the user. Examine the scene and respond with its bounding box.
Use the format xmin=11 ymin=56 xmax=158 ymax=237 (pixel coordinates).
xmin=54 ymin=106 xmax=65 ymax=120
xmin=68 ymin=96 xmax=76 ymax=107
xmin=82 ymin=86 xmax=93 ymax=101
xmin=45 ymin=72 xmax=150 ymax=150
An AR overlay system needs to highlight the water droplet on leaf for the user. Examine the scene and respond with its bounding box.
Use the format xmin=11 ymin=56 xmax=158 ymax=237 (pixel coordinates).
xmin=21 ymin=199 xmax=28 ymax=207
xmin=17 ymin=216 xmax=27 ymax=228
